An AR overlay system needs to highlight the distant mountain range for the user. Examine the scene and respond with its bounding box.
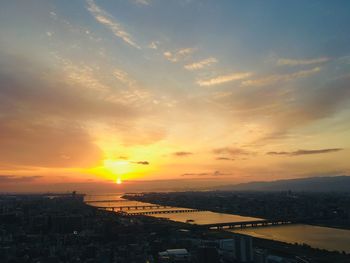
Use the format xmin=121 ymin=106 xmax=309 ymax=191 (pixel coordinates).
xmin=215 ymin=175 xmax=350 ymax=192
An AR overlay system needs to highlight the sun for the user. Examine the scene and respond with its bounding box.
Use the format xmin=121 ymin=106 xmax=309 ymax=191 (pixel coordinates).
xmin=87 ymin=157 xmax=154 ymax=183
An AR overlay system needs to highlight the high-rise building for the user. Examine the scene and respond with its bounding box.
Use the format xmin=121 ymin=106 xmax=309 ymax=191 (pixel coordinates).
xmin=219 ymin=234 xmax=253 ymax=262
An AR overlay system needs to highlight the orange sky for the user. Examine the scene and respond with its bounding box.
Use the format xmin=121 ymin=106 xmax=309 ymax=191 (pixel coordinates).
xmin=0 ymin=0 xmax=350 ymax=192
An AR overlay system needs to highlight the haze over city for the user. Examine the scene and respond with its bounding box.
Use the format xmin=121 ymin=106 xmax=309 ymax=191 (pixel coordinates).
xmin=1 ymin=0 xmax=350 ymax=192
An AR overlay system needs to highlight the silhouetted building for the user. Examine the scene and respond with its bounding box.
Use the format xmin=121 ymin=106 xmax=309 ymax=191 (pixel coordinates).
xmin=51 ymin=215 xmax=83 ymax=233
xmin=197 ymin=246 xmax=219 ymax=263
xmin=159 ymin=248 xmax=190 ymax=262
xmin=219 ymin=235 xmax=253 ymax=262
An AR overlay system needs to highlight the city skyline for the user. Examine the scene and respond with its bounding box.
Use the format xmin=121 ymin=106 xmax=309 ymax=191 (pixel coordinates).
xmin=1 ymin=0 xmax=350 ymax=192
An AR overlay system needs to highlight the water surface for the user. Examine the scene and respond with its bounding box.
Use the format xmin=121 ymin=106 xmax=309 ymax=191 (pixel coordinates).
xmin=232 ymin=224 xmax=350 ymax=253
xmin=152 ymin=211 xmax=262 ymax=225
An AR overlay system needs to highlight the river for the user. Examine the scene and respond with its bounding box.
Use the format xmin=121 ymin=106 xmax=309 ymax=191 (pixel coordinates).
xmin=85 ymin=194 xmax=350 ymax=253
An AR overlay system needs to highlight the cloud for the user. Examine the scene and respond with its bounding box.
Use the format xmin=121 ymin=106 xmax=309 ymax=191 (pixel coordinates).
xmin=182 ymin=172 xmax=208 ymax=177
xmin=148 ymin=41 xmax=159 ymax=49
xmin=0 ymin=52 xmax=157 ymax=167
xmin=133 ymin=161 xmax=150 ymax=165
xmin=86 ymin=0 xmax=140 ymax=49
xmin=212 ymin=171 xmax=231 ymax=176
xmin=241 ymin=67 xmax=321 ymax=87
xmin=173 ymin=151 xmax=193 ymax=157
xmin=181 ymin=171 xmax=231 ymax=177
xmin=163 ymin=48 xmax=196 ymax=62
xmin=184 ymin=57 xmax=217 ymax=71
xmin=0 ymin=54 xmax=136 ymax=120
xmin=267 ymin=148 xmax=343 ymax=156
xmin=0 ymin=175 xmax=43 ymax=184
xmin=216 ymin=157 xmax=235 ymax=161
xmin=197 ymin=72 xmax=252 ymax=87
xmin=212 ymin=72 xmax=350 ymax=141
xmin=134 ymin=0 xmax=151 ymax=5
xmin=113 ymin=69 xmax=136 ymax=88
xmin=0 ymin=117 xmax=103 ymax=168
xmin=213 ymin=147 xmax=252 ymax=156
xmin=277 ymin=57 xmax=330 ymax=66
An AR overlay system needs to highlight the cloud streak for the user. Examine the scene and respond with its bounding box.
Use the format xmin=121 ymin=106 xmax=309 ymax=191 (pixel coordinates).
xmin=241 ymin=67 xmax=321 ymax=87
xmin=173 ymin=151 xmax=193 ymax=157
xmin=216 ymin=157 xmax=235 ymax=161
xmin=0 ymin=175 xmax=42 ymax=184
xmin=277 ymin=57 xmax=329 ymax=66
xmin=133 ymin=161 xmax=150 ymax=165
xmin=113 ymin=69 xmax=136 ymax=88
xmin=213 ymin=147 xmax=252 ymax=156
xmin=163 ymin=48 xmax=196 ymax=62
xmin=181 ymin=171 xmax=231 ymax=177
xmin=267 ymin=148 xmax=343 ymax=156
xmin=86 ymin=0 xmax=140 ymax=49
xmin=133 ymin=0 xmax=151 ymax=6
xmin=184 ymin=57 xmax=217 ymax=70
xmin=197 ymin=72 xmax=252 ymax=87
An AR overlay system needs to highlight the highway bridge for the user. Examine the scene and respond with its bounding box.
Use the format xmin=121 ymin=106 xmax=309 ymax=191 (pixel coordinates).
xmin=201 ymin=219 xmax=294 ymax=230
xmin=127 ymin=209 xmax=205 ymax=215
xmin=93 ymin=205 xmax=172 ymax=211
xmin=90 ymin=203 xmax=297 ymax=229
xmin=85 ymin=199 xmax=130 ymax=203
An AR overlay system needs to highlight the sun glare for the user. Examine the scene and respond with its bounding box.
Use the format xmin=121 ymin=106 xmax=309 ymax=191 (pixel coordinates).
xmin=104 ymin=160 xmax=130 ymax=175
xmin=116 ymin=178 xmax=122 ymax=184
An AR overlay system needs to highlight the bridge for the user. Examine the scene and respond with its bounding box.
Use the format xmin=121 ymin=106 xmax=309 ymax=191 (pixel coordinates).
xmin=201 ymin=219 xmax=294 ymax=230
xmin=94 ymin=205 xmax=205 ymax=215
xmin=93 ymin=205 xmax=172 ymax=211
xmin=127 ymin=209 xmax=205 ymax=215
xmin=89 ymin=202 xmax=297 ymax=229
xmin=85 ymin=199 xmax=130 ymax=203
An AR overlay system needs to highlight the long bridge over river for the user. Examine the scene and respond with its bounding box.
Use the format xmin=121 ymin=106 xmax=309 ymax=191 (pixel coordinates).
xmin=201 ymin=219 xmax=294 ymax=230
xmin=85 ymin=199 xmax=130 ymax=203
xmin=92 ymin=205 xmax=173 ymax=211
xmin=128 ymin=209 xmax=205 ymax=215
xmin=87 ymin=200 xmax=296 ymax=229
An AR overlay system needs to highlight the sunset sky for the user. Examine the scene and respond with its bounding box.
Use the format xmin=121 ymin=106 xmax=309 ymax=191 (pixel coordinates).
xmin=1 ymin=0 xmax=350 ymax=192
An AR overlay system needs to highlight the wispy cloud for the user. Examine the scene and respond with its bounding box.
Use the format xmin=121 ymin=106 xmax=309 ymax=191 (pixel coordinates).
xmin=277 ymin=57 xmax=329 ymax=66
xmin=133 ymin=0 xmax=151 ymax=6
xmin=241 ymin=67 xmax=320 ymax=87
xmin=133 ymin=161 xmax=150 ymax=165
xmin=63 ymin=62 xmax=110 ymax=91
xmin=181 ymin=171 xmax=231 ymax=177
xmin=148 ymin=41 xmax=160 ymax=49
xmin=163 ymin=48 xmax=196 ymax=62
xmin=0 ymin=175 xmax=42 ymax=184
xmin=216 ymin=157 xmax=235 ymax=161
xmin=213 ymin=147 xmax=252 ymax=156
xmin=86 ymin=0 xmax=140 ymax=49
xmin=184 ymin=57 xmax=218 ymax=71
xmin=173 ymin=151 xmax=193 ymax=157
xmin=197 ymin=72 xmax=252 ymax=87
xmin=113 ymin=69 xmax=136 ymax=88
xmin=182 ymin=172 xmax=208 ymax=177
xmin=267 ymin=148 xmax=343 ymax=156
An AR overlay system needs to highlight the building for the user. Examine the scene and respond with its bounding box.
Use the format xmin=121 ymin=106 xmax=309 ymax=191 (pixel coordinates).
xmin=219 ymin=235 xmax=253 ymax=262
xmin=158 ymin=248 xmax=190 ymax=262
xmin=254 ymin=248 xmax=267 ymax=263
xmin=197 ymin=246 xmax=219 ymax=263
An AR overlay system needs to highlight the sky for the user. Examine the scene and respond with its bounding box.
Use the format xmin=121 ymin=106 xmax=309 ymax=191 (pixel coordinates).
xmin=0 ymin=0 xmax=350 ymax=192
